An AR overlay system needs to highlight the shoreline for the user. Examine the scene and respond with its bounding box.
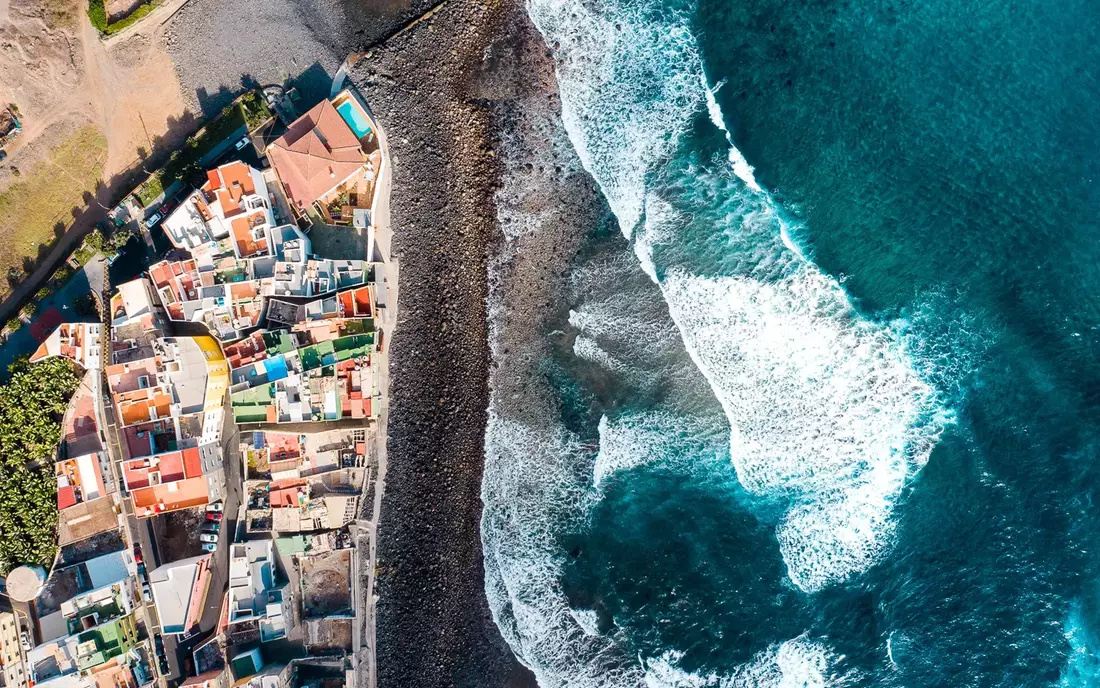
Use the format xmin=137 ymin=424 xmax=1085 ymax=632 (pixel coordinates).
xmin=347 ymin=0 xmax=553 ymax=684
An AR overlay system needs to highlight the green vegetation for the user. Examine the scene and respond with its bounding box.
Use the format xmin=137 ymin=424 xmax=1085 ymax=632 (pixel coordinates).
xmin=0 ymin=126 xmax=106 ymax=298
xmin=73 ymin=293 xmax=98 ymax=318
xmin=86 ymin=0 xmax=107 ymax=32
xmin=103 ymin=2 xmax=157 ymax=35
xmin=72 ymin=227 xmax=133 ymax=265
xmin=134 ymin=173 xmax=164 ymax=207
xmin=240 ymin=92 xmax=273 ymax=131
xmin=0 ymin=357 xmax=81 ymax=572
xmin=87 ymin=0 xmax=159 ymax=36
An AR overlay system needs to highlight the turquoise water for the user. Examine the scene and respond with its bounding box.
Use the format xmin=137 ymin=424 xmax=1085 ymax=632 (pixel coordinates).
xmin=481 ymin=0 xmax=1100 ymax=685
xmin=336 ymin=100 xmax=371 ymax=140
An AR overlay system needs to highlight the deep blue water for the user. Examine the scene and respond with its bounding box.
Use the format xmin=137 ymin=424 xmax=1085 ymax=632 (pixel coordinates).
xmin=482 ymin=0 xmax=1100 ymax=685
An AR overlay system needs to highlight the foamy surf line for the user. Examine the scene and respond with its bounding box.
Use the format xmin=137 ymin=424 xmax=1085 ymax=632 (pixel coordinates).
xmin=526 ymin=0 xmax=950 ymax=594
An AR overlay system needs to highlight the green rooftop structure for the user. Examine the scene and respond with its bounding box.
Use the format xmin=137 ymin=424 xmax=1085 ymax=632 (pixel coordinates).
xmin=74 ymin=614 xmax=139 ymax=671
xmin=232 ymin=384 xmax=276 ymax=423
xmin=260 ymin=331 xmax=296 ymax=356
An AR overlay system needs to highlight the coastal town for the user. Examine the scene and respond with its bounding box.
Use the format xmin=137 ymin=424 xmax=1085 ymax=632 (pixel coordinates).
xmin=0 ymin=81 xmax=392 ymax=688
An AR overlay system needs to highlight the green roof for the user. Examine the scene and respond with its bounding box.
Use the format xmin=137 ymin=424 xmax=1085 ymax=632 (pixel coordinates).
xmin=274 ymin=536 xmax=309 ymax=557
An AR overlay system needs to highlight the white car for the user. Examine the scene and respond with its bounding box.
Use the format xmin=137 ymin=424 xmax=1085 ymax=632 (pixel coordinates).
xmin=20 ymin=632 xmax=30 ymax=651
xmin=206 ymin=502 xmax=224 ymax=513
xmin=234 ymin=136 xmax=250 ymax=150
xmin=201 ymin=542 xmax=217 ymax=552
xmin=144 ymin=212 xmax=162 ymax=229
xmin=199 ymin=533 xmax=218 ymax=544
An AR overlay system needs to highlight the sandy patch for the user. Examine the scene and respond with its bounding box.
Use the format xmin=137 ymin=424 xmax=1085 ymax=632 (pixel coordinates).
xmin=0 ymin=0 xmax=189 ymax=296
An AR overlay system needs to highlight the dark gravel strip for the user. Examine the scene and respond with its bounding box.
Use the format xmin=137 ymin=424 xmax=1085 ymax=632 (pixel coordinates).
xmin=348 ymin=0 xmax=547 ymax=686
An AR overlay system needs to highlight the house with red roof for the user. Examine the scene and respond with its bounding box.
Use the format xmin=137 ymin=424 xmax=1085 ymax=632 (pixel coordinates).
xmin=267 ymin=90 xmax=381 ymax=225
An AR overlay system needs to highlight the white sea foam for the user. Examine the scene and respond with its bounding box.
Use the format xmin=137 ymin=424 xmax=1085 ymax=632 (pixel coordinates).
xmin=528 ymin=0 xmax=706 ymax=238
xmin=643 ymin=635 xmax=852 ymax=687
xmin=527 ymin=0 xmax=950 ymax=593
xmin=573 ymin=335 xmax=624 ymax=372
xmin=702 ymin=76 xmax=761 ymax=195
xmin=486 ymin=0 xmax=954 ymax=681
xmin=1059 ymin=602 xmax=1100 ymax=687
xmin=482 ymin=415 xmax=647 ymax=687
xmin=593 ymin=412 xmax=725 ymax=488
xmin=657 ymin=267 xmax=946 ymax=591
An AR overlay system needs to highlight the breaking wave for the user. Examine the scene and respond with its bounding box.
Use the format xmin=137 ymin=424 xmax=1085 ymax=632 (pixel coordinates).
xmin=643 ymin=635 xmax=858 ymax=687
xmin=527 ymin=0 xmax=951 ymax=593
xmin=482 ymin=415 xmax=644 ymax=687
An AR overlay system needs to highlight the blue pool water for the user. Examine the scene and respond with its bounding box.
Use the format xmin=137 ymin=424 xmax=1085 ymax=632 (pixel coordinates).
xmin=336 ymin=99 xmax=372 ymax=140
xmin=480 ymin=0 xmax=1100 ymax=685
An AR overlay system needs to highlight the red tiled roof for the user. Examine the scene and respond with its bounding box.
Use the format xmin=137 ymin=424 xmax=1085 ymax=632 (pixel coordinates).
xmin=268 ymin=99 xmax=364 ymax=209
xmin=57 ymin=485 xmax=78 ymax=510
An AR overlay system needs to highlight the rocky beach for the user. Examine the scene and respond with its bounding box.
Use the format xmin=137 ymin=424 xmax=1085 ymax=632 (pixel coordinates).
xmin=346 ymin=0 xmax=601 ymax=684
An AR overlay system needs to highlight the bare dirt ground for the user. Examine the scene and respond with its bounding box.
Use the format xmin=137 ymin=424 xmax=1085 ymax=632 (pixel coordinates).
xmin=299 ymin=549 xmax=352 ymax=617
xmin=0 ymin=0 xmax=189 ymax=295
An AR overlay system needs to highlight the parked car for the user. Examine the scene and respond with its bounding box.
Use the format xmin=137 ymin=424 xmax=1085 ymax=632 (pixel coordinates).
xmin=136 ymin=562 xmax=146 ymax=580
xmin=141 ymin=582 xmax=153 ymax=604
xmin=206 ymin=502 xmax=224 ymax=513
xmin=202 ymin=522 xmax=220 ymax=533
xmin=20 ymin=632 xmax=30 ymax=651
xmin=199 ymin=533 xmax=218 ymax=544
xmin=132 ymin=544 xmax=143 ymax=565
xmin=144 ymin=212 xmax=162 ymax=229
xmin=234 ymin=136 xmax=250 ymax=150
xmin=201 ymin=542 xmax=217 ymax=553
xmin=204 ymin=511 xmax=223 ymax=522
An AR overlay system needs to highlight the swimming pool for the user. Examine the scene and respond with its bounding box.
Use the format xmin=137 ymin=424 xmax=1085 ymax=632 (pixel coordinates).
xmin=336 ymin=100 xmax=372 ymax=140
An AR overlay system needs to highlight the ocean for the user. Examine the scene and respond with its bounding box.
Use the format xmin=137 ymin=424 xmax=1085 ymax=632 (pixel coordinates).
xmin=481 ymin=0 xmax=1100 ymax=685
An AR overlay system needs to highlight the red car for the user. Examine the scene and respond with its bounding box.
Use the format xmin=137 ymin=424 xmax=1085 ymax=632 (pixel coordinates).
xmin=205 ymin=512 xmax=223 ymax=522
xmin=132 ymin=544 xmax=143 ymax=565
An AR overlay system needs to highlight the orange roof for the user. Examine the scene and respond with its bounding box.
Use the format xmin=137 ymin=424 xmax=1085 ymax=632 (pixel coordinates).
xmin=132 ymin=477 xmax=209 ymax=514
xmin=268 ymin=99 xmax=364 ymax=209
xmin=220 ymin=161 xmax=255 ymax=199
xmin=117 ymin=389 xmax=172 ymax=425
xmin=216 ymin=188 xmax=240 ymax=217
xmin=230 ymin=215 xmax=268 ymax=258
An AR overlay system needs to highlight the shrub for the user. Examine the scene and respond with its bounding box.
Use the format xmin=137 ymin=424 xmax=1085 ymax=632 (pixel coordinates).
xmin=4 ymin=319 xmax=20 ymax=333
xmin=108 ymin=228 xmax=133 ymax=251
xmin=241 ymin=91 xmax=273 ymax=131
xmin=135 ymin=172 xmax=164 ymax=207
xmin=87 ymin=0 xmax=107 ymax=32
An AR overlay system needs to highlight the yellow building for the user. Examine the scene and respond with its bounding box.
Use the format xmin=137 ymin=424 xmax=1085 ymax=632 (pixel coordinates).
xmin=194 ymin=335 xmax=229 ymax=413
